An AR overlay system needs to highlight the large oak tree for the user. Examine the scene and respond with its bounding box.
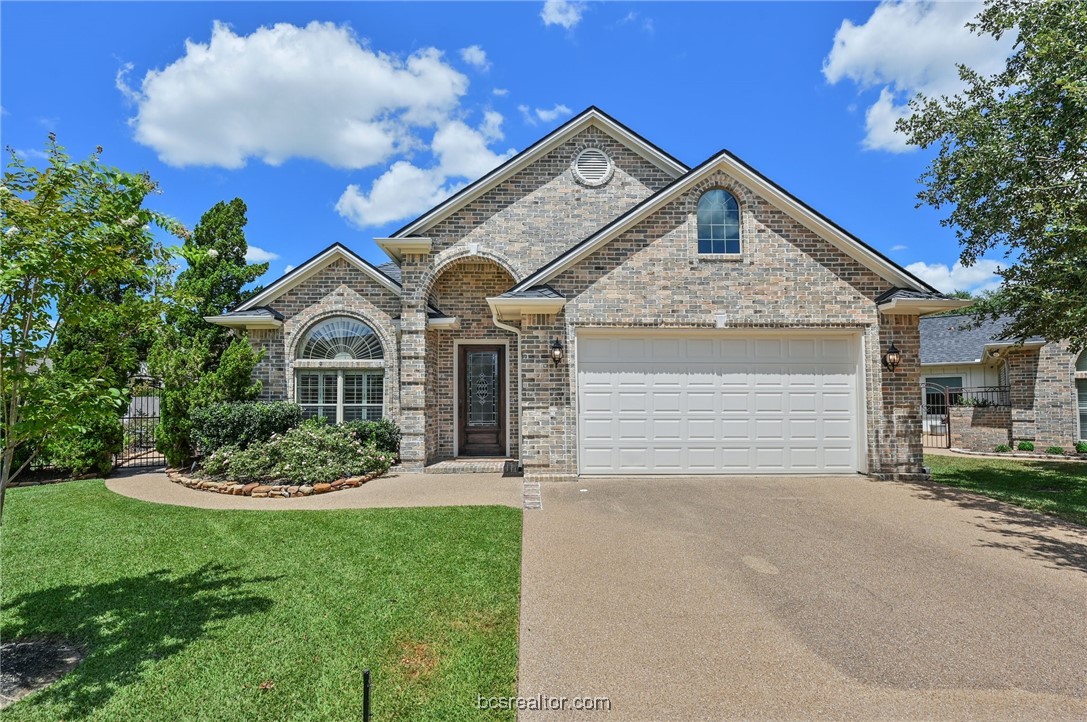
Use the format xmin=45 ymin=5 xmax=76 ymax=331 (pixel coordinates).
xmin=898 ymin=0 xmax=1087 ymax=351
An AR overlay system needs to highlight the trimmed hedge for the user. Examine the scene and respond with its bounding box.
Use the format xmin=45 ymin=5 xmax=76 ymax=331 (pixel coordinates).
xmin=191 ymin=401 xmax=303 ymax=454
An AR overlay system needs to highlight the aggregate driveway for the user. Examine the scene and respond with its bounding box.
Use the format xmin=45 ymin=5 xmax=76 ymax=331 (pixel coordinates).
xmin=518 ymin=475 xmax=1087 ymax=720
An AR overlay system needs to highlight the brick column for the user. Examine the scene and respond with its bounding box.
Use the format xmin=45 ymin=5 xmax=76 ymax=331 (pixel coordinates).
xmin=875 ymin=313 xmax=925 ymax=479
xmin=398 ymin=252 xmax=430 ymax=470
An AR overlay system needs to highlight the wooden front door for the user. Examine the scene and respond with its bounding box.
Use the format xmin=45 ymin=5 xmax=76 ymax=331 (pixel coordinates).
xmin=458 ymin=345 xmax=505 ymax=456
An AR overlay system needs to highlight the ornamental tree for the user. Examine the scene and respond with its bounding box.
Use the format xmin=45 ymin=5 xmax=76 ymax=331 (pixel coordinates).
xmin=0 ymin=136 xmax=184 ymax=520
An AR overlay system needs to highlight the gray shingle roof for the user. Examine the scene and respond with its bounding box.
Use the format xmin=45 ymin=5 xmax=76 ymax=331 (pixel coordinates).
xmin=376 ymin=262 xmax=402 ymax=285
xmin=875 ymin=287 xmax=954 ymax=304
xmin=498 ymin=284 xmax=564 ymax=299
xmin=215 ymin=305 xmax=284 ymax=321
xmin=919 ymin=314 xmax=1044 ymax=364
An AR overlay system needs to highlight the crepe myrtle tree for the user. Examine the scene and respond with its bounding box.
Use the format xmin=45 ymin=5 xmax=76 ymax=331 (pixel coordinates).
xmin=0 ymin=135 xmax=185 ymax=521
xmin=898 ymin=0 xmax=1087 ymax=351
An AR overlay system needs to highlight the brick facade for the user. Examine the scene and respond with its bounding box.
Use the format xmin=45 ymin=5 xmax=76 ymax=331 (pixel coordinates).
xmin=950 ymin=406 xmax=1012 ymax=451
xmin=242 ymin=124 xmax=933 ymax=479
xmin=1006 ymin=342 xmax=1080 ymax=448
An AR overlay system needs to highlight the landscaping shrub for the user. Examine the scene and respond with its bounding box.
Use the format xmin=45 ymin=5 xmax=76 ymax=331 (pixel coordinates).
xmin=191 ymin=401 xmax=303 ymax=453
xmin=1045 ymin=446 xmax=1066 ymax=455
xmin=45 ymin=413 xmax=124 ymax=476
xmin=1076 ymin=441 xmax=1087 ymax=454
xmin=1017 ymin=441 xmax=1035 ymax=452
xmin=994 ymin=444 xmax=1012 ymax=453
xmin=201 ymin=421 xmax=394 ymax=484
xmin=342 ymin=418 xmax=401 ymax=456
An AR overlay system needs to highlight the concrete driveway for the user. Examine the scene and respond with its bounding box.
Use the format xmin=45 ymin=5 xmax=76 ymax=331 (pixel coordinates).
xmin=518 ymin=475 xmax=1087 ymax=720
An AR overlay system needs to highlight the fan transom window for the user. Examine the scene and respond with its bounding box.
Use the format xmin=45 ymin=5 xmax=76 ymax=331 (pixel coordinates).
xmin=298 ymin=317 xmax=383 ymax=360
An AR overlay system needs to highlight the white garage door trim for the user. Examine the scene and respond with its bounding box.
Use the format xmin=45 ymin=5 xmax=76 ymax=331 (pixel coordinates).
xmin=575 ymin=329 xmax=867 ymax=475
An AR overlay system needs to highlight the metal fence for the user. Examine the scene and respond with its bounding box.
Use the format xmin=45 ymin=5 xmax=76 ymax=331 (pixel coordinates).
xmin=117 ymin=376 xmax=166 ymax=468
xmin=921 ymin=384 xmax=1011 ymax=449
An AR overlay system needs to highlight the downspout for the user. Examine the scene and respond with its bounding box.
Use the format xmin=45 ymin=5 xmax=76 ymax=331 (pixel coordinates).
xmin=491 ymin=306 xmax=524 ymax=471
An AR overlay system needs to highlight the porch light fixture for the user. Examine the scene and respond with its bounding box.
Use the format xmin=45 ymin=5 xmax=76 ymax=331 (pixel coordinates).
xmin=550 ymin=339 xmax=564 ymax=366
xmin=882 ymin=341 xmax=902 ymax=373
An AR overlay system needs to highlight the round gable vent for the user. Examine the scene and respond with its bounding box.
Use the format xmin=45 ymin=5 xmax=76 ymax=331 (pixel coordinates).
xmin=573 ymin=148 xmax=614 ymax=187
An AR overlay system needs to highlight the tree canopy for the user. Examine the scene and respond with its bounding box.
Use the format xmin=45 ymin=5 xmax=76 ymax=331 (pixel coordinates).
xmin=0 ymin=136 xmax=183 ymax=518
xmin=898 ymin=0 xmax=1087 ymax=351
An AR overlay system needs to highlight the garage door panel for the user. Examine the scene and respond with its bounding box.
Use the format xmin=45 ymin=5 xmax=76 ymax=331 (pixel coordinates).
xmin=577 ymin=333 xmax=859 ymax=475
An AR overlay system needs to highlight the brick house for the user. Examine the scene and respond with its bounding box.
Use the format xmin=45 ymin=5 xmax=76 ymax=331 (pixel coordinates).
xmin=207 ymin=107 xmax=968 ymax=480
xmin=920 ymin=314 xmax=1086 ymax=451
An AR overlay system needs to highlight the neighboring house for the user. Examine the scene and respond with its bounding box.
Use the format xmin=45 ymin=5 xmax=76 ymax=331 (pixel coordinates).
xmin=207 ymin=107 xmax=967 ymax=480
xmin=920 ymin=314 xmax=1086 ymax=450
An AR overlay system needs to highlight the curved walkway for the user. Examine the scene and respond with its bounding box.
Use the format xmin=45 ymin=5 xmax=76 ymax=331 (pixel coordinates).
xmin=106 ymin=468 xmax=522 ymax=510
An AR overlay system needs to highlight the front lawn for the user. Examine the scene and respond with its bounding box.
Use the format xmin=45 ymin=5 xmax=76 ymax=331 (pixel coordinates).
xmin=1 ymin=481 xmax=521 ymax=721
xmin=926 ymin=454 xmax=1087 ymax=526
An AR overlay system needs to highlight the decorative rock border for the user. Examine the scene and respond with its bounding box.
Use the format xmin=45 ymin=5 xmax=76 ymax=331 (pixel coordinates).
xmin=165 ymin=469 xmax=384 ymax=497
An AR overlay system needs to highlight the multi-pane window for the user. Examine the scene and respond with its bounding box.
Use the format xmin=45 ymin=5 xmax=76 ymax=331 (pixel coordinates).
xmin=297 ymin=370 xmax=384 ymax=423
xmin=697 ymin=189 xmax=741 ymax=255
xmin=295 ymin=316 xmax=385 ymax=423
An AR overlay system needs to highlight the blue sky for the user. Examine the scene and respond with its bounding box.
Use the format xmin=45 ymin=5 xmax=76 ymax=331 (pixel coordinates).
xmin=1 ymin=1 xmax=1012 ymax=292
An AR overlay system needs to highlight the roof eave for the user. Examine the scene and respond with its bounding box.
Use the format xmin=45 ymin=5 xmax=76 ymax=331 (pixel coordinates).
xmin=203 ymin=315 xmax=284 ymax=330
xmin=487 ymin=295 xmax=567 ymax=321
xmin=877 ymin=298 xmax=974 ymax=315
xmin=375 ymin=237 xmax=432 ymax=264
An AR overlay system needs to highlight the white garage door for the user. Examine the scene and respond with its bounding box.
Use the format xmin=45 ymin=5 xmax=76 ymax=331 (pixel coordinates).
xmin=577 ymin=334 xmax=861 ymax=475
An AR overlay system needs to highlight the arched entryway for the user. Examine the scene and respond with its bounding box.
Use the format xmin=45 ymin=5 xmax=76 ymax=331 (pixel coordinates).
xmin=423 ymin=257 xmax=519 ymax=462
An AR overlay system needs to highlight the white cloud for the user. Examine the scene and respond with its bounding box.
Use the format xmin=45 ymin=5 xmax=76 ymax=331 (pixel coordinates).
xmin=118 ymin=21 xmax=469 ymax=169
xmin=459 ymin=45 xmax=490 ymax=71
xmin=492 ymin=88 xmax=509 ymax=97
xmin=906 ymin=259 xmax=1003 ymax=293
xmin=541 ymin=0 xmax=585 ymax=29
xmin=518 ymin=103 xmax=572 ymax=125
xmin=336 ymin=114 xmax=515 ymax=227
xmin=891 ymin=244 xmax=908 ymax=252
xmin=245 ymin=245 xmax=280 ymax=263
xmin=283 ymin=264 xmax=296 ymax=274
xmin=823 ymin=1 xmax=1013 ymax=152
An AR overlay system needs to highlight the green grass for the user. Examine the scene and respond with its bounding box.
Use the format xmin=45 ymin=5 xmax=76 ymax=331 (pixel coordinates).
xmin=926 ymin=454 xmax=1087 ymax=526
xmin=1 ymin=481 xmax=521 ymax=721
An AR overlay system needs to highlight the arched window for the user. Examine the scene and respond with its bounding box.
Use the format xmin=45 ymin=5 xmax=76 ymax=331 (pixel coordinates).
xmin=295 ymin=317 xmax=384 ymax=422
xmin=297 ymin=317 xmax=383 ymax=360
xmin=697 ymin=189 xmax=741 ymax=255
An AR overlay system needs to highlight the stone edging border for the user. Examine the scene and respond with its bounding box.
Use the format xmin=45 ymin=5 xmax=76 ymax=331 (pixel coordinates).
xmin=949 ymin=448 xmax=1087 ymax=463
xmin=165 ymin=469 xmax=383 ymax=497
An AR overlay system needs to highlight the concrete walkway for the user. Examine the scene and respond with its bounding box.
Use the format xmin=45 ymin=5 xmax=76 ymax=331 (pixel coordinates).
xmin=518 ymin=475 xmax=1087 ymax=720
xmin=106 ymin=469 xmax=522 ymax=510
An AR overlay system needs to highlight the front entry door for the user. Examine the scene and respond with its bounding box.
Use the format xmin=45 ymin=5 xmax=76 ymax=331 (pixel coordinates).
xmin=458 ymin=345 xmax=505 ymax=456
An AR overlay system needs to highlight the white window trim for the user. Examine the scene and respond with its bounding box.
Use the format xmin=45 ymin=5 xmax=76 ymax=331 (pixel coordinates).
xmin=296 ymin=369 xmax=385 ymax=423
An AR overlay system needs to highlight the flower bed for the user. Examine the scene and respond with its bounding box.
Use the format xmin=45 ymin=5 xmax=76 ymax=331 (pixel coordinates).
xmin=166 ymin=468 xmax=383 ymax=497
xmin=174 ymin=419 xmax=397 ymax=497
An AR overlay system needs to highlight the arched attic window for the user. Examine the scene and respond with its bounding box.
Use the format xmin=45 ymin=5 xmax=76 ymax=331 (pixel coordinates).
xmin=697 ymin=189 xmax=741 ymax=255
xmin=295 ymin=317 xmax=384 ymax=422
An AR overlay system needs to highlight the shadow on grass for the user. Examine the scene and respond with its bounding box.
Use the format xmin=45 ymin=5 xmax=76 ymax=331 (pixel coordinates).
xmin=2 ymin=563 xmax=277 ymax=719
xmin=903 ymin=465 xmax=1087 ymax=576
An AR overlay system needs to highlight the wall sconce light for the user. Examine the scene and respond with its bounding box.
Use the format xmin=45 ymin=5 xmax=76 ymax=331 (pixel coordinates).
xmin=881 ymin=341 xmax=901 ymax=373
xmin=550 ymin=339 xmax=564 ymax=366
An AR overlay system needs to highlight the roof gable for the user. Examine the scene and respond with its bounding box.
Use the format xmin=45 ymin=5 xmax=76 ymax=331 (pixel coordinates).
xmin=508 ymin=149 xmax=940 ymax=295
xmin=235 ymin=243 xmax=401 ymax=312
xmin=388 ymin=106 xmax=688 ymax=239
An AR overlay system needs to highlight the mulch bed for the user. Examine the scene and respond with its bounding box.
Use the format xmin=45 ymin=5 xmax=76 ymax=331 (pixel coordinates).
xmin=0 ymin=637 xmax=84 ymax=709
xmin=165 ymin=469 xmax=382 ymax=497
